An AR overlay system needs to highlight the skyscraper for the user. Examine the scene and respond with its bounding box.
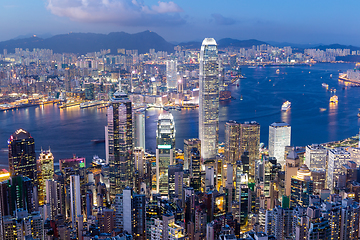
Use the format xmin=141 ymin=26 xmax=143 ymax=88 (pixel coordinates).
xmin=199 ymin=38 xmax=220 ymax=161
xmin=134 ymin=110 xmax=146 ymax=150
xmin=268 ymin=122 xmax=291 ymax=167
xmin=37 ymin=149 xmax=54 ymax=205
xmin=107 ymin=90 xmax=133 ymax=199
xmin=290 ymin=164 xmax=313 ymax=208
xmin=189 ymin=148 xmax=201 ymax=192
xmin=224 ymin=120 xmax=240 ymax=164
xmin=8 ymin=129 xmax=37 ymax=187
xmin=327 ymin=148 xmax=351 ymax=192
xmin=70 ymin=175 xmax=81 ymax=228
xmin=156 ymin=112 xmax=175 ymax=195
xmin=184 ymin=139 xmax=201 ymax=170
xmin=166 ymin=60 xmax=178 ymax=91
xmin=239 ymin=121 xmax=260 ymax=182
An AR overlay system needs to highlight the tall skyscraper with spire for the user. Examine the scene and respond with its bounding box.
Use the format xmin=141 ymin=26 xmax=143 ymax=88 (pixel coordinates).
xmin=106 ymin=90 xmax=133 ymax=200
xmin=199 ymin=38 xmax=220 ymax=161
xmin=156 ymin=112 xmax=175 ymax=196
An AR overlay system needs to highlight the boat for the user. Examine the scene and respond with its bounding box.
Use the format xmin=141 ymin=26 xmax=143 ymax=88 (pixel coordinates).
xmin=176 ymin=106 xmax=182 ymax=111
xmin=276 ymin=69 xmax=280 ymax=74
xmin=330 ymin=95 xmax=338 ymax=103
xmin=240 ymin=95 xmax=243 ymax=101
xmin=163 ymin=106 xmax=170 ymax=111
xmin=320 ymin=108 xmax=327 ymax=112
xmin=92 ymin=155 xmax=106 ymax=166
xmin=91 ymin=139 xmax=105 ymax=144
xmin=357 ymin=110 xmax=360 ymax=118
xmin=281 ymin=101 xmax=291 ymax=111
xmin=330 ymin=74 xmax=333 ymax=78
xmin=322 ymin=83 xmax=329 ymax=89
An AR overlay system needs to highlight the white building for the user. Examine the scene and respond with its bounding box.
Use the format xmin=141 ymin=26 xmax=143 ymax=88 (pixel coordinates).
xmin=70 ymin=175 xmax=81 ymax=228
xmin=199 ymin=38 xmax=220 ymax=160
xmin=151 ymin=214 xmax=186 ymax=240
xmin=327 ymin=148 xmax=350 ymax=192
xmin=268 ymin=122 xmax=291 ymax=167
xmin=305 ymin=144 xmax=328 ymax=170
xmin=166 ymin=60 xmax=178 ymax=91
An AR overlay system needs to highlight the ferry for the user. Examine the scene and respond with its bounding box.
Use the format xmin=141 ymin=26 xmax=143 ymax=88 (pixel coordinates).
xmin=281 ymin=101 xmax=291 ymax=111
xmin=92 ymin=155 xmax=106 ymax=166
xmin=330 ymin=95 xmax=338 ymax=103
xmin=322 ymin=83 xmax=329 ymax=89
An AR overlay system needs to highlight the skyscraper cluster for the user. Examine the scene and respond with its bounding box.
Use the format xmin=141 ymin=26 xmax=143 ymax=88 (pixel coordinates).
xmin=2 ymin=38 xmax=360 ymax=240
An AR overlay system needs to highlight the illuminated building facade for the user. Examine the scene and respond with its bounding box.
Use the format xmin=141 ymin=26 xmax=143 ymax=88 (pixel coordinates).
xmin=239 ymin=121 xmax=260 ymax=182
xmin=263 ymin=157 xmax=281 ymax=198
xmin=166 ymin=60 xmax=178 ymax=91
xmin=268 ymin=122 xmax=291 ymax=167
xmin=156 ymin=112 xmax=175 ymax=195
xmin=189 ymin=148 xmax=201 ymax=192
xmin=107 ymin=90 xmax=133 ymax=199
xmin=37 ymin=149 xmax=54 ymax=205
xmin=8 ymin=129 xmax=37 ymax=187
xmin=168 ymin=164 xmax=183 ymax=200
xmin=224 ymin=120 xmax=240 ymax=164
xmin=199 ymin=38 xmax=220 ymax=161
xmin=290 ymin=164 xmax=313 ymax=208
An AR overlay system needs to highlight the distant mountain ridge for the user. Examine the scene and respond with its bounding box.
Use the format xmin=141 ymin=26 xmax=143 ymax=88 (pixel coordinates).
xmin=179 ymin=38 xmax=268 ymax=49
xmin=0 ymin=31 xmax=174 ymax=54
xmin=1 ymin=31 xmax=359 ymax=55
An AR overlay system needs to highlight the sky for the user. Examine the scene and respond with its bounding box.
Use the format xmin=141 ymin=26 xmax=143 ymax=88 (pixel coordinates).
xmin=1 ymin=0 xmax=360 ymax=45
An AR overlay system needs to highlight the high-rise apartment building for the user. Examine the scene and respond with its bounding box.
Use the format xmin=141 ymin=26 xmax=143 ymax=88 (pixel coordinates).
xmin=305 ymin=144 xmax=327 ymax=171
xmin=327 ymin=148 xmax=350 ymax=192
xmin=106 ymin=90 xmax=133 ymax=199
xmin=268 ymin=122 xmax=291 ymax=167
xmin=224 ymin=120 xmax=240 ymax=164
xmin=8 ymin=129 xmax=37 ymax=187
xmin=156 ymin=113 xmax=175 ymax=195
xmin=166 ymin=60 xmax=178 ymax=91
xmin=37 ymin=149 xmax=54 ymax=205
xmin=199 ymin=38 xmax=220 ymax=161
xmin=114 ymin=187 xmax=146 ymax=240
xmin=239 ymin=121 xmax=260 ymax=182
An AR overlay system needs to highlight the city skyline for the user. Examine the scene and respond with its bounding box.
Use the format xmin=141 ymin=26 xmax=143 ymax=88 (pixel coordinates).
xmin=2 ymin=0 xmax=360 ymax=45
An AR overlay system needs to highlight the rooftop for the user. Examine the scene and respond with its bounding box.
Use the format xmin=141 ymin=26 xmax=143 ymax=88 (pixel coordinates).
xmin=202 ymin=38 xmax=217 ymax=46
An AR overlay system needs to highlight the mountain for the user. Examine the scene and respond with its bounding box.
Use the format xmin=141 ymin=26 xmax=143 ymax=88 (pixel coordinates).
xmin=179 ymin=38 xmax=268 ymax=50
xmin=266 ymin=41 xmax=323 ymax=49
xmin=217 ymin=38 xmax=268 ymax=48
xmin=178 ymin=41 xmax=202 ymax=49
xmin=0 ymin=31 xmax=174 ymax=54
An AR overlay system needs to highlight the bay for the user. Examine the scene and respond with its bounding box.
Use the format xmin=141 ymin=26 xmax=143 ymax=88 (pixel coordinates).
xmin=0 ymin=63 xmax=359 ymax=167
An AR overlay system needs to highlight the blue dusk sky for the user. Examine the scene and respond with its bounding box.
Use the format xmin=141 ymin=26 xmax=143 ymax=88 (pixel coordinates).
xmin=1 ymin=0 xmax=359 ymax=45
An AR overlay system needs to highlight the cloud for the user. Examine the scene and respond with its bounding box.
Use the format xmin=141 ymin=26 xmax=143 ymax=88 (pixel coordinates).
xmin=47 ymin=0 xmax=185 ymax=26
xmin=211 ymin=14 xmax=236 ymax=25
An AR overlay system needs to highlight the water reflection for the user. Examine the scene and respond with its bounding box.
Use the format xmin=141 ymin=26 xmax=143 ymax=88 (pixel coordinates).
xmin=281 ymin=110 xmax=291 ymax=124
